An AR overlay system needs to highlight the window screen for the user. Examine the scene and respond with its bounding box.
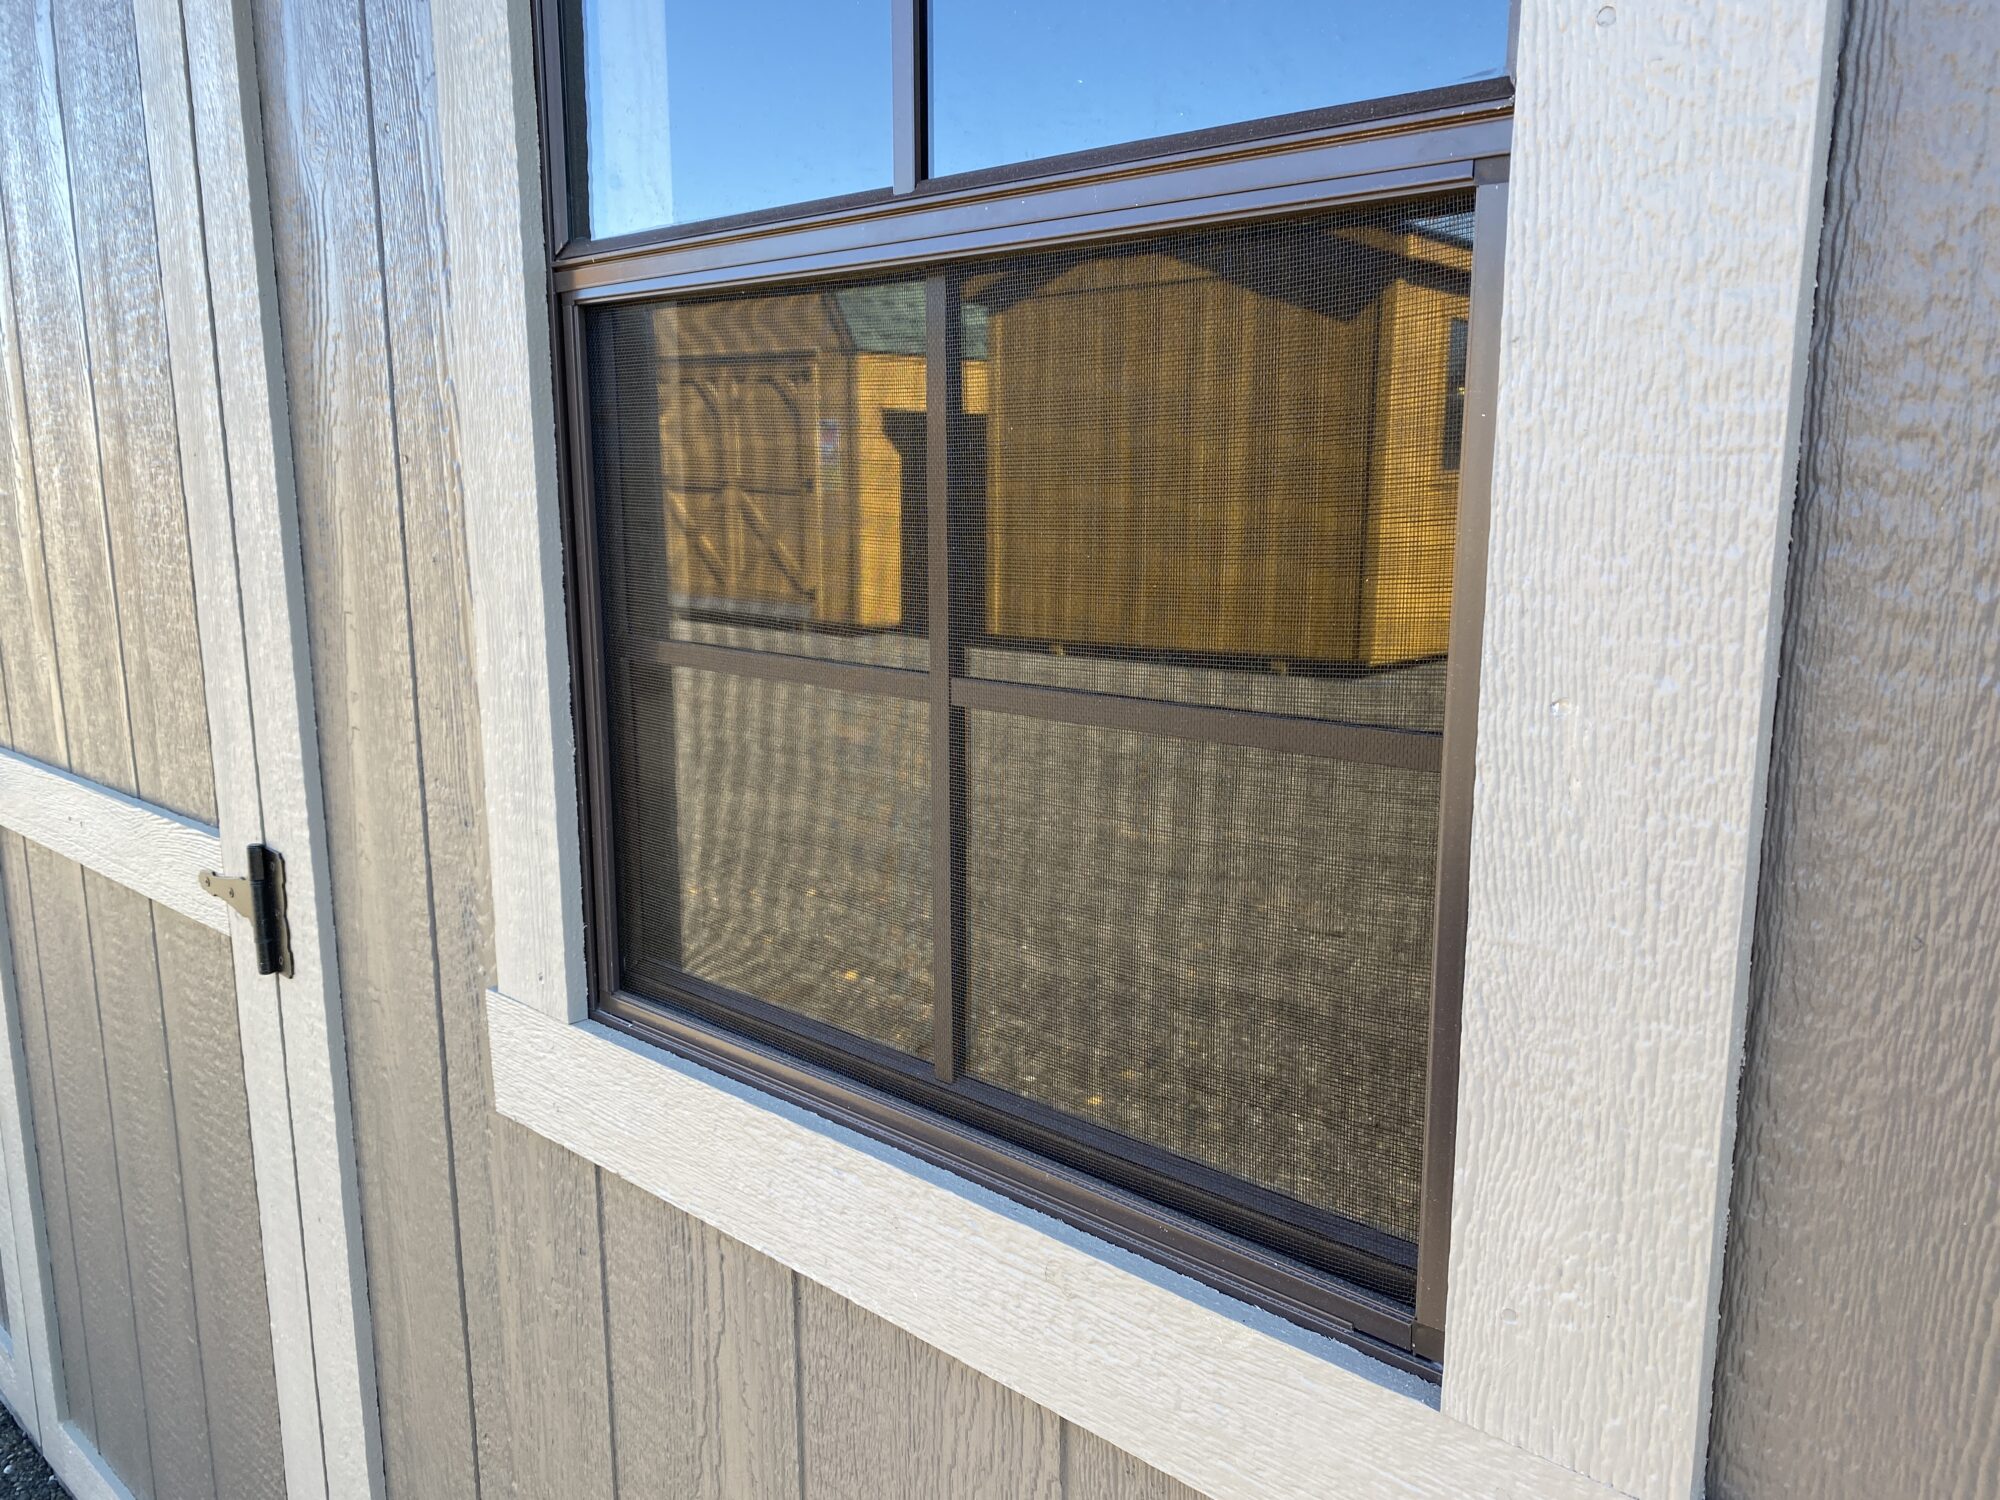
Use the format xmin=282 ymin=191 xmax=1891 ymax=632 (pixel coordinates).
xmin=581 ymin=193 xmax=1473 ymax=1292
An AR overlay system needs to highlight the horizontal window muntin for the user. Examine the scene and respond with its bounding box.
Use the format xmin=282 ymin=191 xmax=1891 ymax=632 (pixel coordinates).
xmin=562 ymin=169 xmax=1492 ymax=1369
xmin=552 ymin=96 xmax=1511 ymax=285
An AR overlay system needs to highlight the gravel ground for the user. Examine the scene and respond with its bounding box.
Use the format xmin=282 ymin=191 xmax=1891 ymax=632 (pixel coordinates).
xmin=0 ymin=1405 xmax=63 ymax=1499
xmin=629 ymin=649 xmax=1445 ymax=1240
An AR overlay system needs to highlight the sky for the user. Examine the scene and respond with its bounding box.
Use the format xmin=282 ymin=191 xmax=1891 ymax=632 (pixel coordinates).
xmin=582 ymin=0 xmax=1510 ymax=238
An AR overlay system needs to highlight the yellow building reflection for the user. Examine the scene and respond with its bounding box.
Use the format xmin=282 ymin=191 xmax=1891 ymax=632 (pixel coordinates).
xmin=633 ymin=207 xmax=1471 ymax=669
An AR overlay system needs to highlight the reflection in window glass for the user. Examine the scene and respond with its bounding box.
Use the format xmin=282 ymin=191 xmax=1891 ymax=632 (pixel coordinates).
xmin=585 ymin=281 xmax=930 ymax=670
xmin=621 ymin=665 xmax=933 ymax=1055
xmin=928 ymin=0 xmax=1510 ymax=177
xmin=580 ymin=196 xmax=1477 ymax=1265
xmin=576 ymin=0 xmax=892 ymax=238
xmin=964 ymin=715 xmax=1440 ymax=1239
xmin=958 ymin=199 xmax=1475 ymax=731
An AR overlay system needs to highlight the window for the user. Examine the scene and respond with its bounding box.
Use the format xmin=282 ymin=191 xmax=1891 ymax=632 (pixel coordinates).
xmin=567 ymin=0 xmax=893 ymax=237
xmin=548 ymin=0 xmax=1506 ymax=1370
xmin=927 ymin=0 xmax=1511 ymax=178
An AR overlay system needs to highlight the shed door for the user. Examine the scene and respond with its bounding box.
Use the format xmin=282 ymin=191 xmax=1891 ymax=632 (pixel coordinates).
xmin=0 ymin=0 xmax=379 ymax=1495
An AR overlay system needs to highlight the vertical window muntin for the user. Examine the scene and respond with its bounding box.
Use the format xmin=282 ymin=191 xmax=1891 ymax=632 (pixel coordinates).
xmin=545 ymin=16 xmax=1505 ymax=1374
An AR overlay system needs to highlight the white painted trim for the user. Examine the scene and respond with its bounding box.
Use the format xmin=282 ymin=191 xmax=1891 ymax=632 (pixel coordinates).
xmin=490 ymin=993 xmax=1617 ymax=1500
xmin=430 ymin=0 xmax=586 ymax=1022
xmin=131 ymin=0 xmax=385 ymax=1492
xmin=1440 ymin=5 xmax=1843 ymax=1498
xmin=0 ymin=748 xmax=226 ymax=933
xmin=452 ymin=2 xmax=1841 ymax=1498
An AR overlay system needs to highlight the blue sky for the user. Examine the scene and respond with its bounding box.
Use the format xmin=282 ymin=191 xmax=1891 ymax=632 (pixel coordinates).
xmin=583 ymin=0 xmax=1509 ymax=237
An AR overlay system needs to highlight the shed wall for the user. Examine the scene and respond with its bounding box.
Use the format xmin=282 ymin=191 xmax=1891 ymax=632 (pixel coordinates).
xmin=7 ymin=0 xmax=1999 ymax=1490
xmin=1707 ymin=0 xmax=2000 ymax=1495
xmin=0 ymin=0 xmax=286 ymax=1491
xmin=244 ymin=0 xmax=1210 ymax=1492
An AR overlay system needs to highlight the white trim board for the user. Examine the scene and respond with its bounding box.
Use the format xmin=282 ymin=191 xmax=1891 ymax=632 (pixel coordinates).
xmin=0 ymin=747 xmax=226 ymax=933
xmin=1440 ymin=5 xmax=1845 ymax=1497
xmin=440 ymin=0 xmax=1844 ymax=1495
xmin=490 ymin=994 xmax=1618 ymax=1500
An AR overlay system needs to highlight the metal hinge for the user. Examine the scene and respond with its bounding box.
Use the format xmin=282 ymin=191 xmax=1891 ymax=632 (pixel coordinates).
xmin=199 ymin=843 xmax=294 ymax=978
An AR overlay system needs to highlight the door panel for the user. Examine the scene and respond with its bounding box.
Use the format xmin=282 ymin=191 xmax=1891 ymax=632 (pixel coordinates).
xmin=0 ymin=842 xmax=285 ymax=1499
xmin=0 ymin=0 xmax=379 ymax=1490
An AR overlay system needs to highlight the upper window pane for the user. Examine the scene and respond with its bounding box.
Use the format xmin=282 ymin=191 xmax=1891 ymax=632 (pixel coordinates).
xmin=960 ymin=201 xmax=1473 ymax=732
xmin=575 ymin=0 xmax=892 ymax=238
xmin=927 ymin=0 xmax=1511 ymax=178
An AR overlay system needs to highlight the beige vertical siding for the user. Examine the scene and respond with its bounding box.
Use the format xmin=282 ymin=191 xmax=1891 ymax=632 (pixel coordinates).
xmin=240 ymin=0 xmax=1215 ymax=1489
xmin=1707 ymin=0 xmax=2000 ymax=1496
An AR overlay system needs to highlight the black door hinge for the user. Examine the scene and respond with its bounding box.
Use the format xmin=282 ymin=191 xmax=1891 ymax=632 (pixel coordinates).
xmin=199 ymin=844 xmax=294 ymax=978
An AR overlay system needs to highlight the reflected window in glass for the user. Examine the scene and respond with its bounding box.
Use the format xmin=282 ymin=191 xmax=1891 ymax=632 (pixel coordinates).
xmin=927 ymin=0 xmax=1510 ymax=177
xmin=573 ymin=0 xmax=892 ymax=237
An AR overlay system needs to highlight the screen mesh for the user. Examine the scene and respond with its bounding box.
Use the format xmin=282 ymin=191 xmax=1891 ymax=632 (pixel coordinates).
xmin=958 ymin=200 xmax=1471 ymax=732
xmin=587 ymin=281 xmax=931 ymax=671
xmin=583 ymin=193 xmax=1473 ymax=1278
xmin=613 ymin=664 xmax=932 ymax=1055
xmin=963 ymin=714 xmax=1439 ymax=1239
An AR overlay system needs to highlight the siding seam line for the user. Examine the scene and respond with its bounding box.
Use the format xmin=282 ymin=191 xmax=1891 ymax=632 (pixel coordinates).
xmin=594 ymin=1169 xmax=620 ymax=1500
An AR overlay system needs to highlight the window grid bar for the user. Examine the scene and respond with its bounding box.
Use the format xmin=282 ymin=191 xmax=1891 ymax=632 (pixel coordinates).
xmin=892 ymin=0 xmax=924 ymax=193
xmin=927 ymin=272 xmax=968 ymax=1082
xmin=949 ymin=678 xmax=1445 ymax=775
xmin=609 ymin=634 xmax=1446 ymax=775
xmin=617 ymin=634 xmax=930 ymax=701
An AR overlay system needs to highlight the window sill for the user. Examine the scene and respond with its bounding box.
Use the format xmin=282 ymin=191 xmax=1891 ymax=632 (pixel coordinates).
xmin=485 ymin=990 xmax=1616 ymax=1500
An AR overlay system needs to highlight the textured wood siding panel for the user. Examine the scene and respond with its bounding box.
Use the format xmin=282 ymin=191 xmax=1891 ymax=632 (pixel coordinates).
xmin=1063 ymin=1427 xmax=1209 ymax=1500
xmin=148 ymin=910 xmax=287 ymax=1499
xmin=1707 ymin=2 xmax=2000 ymax=1496
xmin=0 ymin=0 xmax=159 ymax=1478
xmin=799 ymin=1279 xmax=1062 ymax=1500
xmin=246 ymin=0 xmax=486 ymax=1488
xmin=601 ymin=1173 xmax=800 ymax=1500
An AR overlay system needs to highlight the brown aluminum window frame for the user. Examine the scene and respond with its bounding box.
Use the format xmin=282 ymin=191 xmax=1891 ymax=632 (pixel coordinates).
xmin=537 ymin=6 xmax=1508 ymax=1377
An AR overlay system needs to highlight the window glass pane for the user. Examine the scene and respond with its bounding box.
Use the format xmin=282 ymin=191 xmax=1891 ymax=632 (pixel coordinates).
xmin=586 ymin=284 xmax=929 ymax=671
xmin=928 ymin=1 xmax=1510 ymax=178
xmin=616 ymin=664 xmax=933 ymax=1054
xmin=581 ymin=192 xmax=1477 ymax=1288
xmin=956 ymin=198 xmax=1473 ymax=732
xmin=575 ymin=0 xmax=892 ymax=238
xmin=963 ymin=713 xmax=1439 ymax=1240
